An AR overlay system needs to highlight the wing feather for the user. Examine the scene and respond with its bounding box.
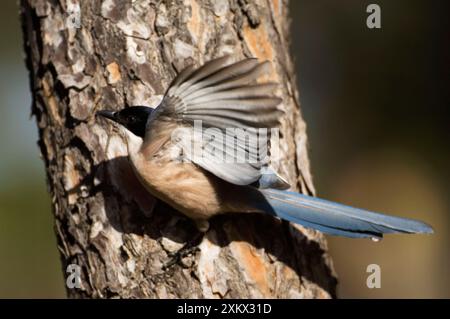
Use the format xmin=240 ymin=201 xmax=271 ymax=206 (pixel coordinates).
xmin=152 ymin=56 xmax=287 ymax=188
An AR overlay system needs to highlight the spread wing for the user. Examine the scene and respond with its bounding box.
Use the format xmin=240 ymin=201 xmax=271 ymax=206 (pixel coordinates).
xmin=152 ymin=55 xmax=287 ymax=187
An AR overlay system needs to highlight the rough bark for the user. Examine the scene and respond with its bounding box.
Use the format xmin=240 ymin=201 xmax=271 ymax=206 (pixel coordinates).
xmin=20 ymin=0 xmax=337 ymax=298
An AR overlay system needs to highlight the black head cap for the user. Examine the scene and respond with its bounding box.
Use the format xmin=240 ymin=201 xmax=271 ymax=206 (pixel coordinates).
xmin=96 ymin=106 xmax=153 ymax=138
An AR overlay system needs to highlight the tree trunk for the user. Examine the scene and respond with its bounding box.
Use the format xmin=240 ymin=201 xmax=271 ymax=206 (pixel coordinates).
xmin=20 ymin=0 xmax=337 ymax=298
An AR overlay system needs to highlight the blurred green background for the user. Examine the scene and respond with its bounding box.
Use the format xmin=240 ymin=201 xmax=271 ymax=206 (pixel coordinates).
xmin=0 ymin=0 xmax=448 ymax=298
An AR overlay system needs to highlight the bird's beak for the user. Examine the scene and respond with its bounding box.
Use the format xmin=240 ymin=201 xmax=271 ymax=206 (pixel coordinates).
xmin=96 ymin=110 xmax=116 ymax=122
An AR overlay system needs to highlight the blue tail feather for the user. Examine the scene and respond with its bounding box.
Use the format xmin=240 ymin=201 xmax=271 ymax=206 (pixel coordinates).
xmin=259 ymin=189 xmax=434 ymax=239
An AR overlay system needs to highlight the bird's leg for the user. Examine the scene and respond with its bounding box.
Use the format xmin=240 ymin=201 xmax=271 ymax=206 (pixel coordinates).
xmin=162 ymin=220 xmax=209 ymax=270
xmin=162 ymin=232 xmax=203 ymax=270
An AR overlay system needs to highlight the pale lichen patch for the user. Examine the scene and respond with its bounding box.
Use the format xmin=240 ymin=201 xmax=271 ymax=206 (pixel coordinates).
xmin=117 ymin=20 xmax=151 ymax=40
xmin=81 ymin=28 xmax=94 ymax=54
xmin=148 ymin=94 xmax=164 ymax=108
xmin=66 ymin=1 xmax=81 ymax=42
xmin=216 ymin=25 xmax=238 ymax=56
xmin=117 ymin=5 xmax=151 ymax=40
xmin=126 ymin=259 xmax=136 ymax=275
xmin=211 ymin=0 xmax=229 ymax=17
xmin=90 ymin=221 xmax=104 ymax=239
xmin=101 ymin=0 xmax=115 ymax=18
xmin=174 ymin=39 xmax=195 ymax=59
xmin=160 ymin=237 xmax=185 ymax=253
xmin=108 ymin=225 xmax=124 ymax=250
xmin=71 ymin=57 xmax=85 ymax=74
xmin=126 ymin=37 xmax=146 ymax=64
xmin=42 ymin=14 xmax=64 ymax=48
xmin=155 ymin=4 xmax=170 ymax=34
xmin=58 ymin=73 xmax=91 ymax=90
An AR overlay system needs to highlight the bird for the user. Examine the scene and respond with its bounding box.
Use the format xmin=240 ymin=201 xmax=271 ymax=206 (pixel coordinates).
xmin=96 ymin=55 xmax=433 ymax=241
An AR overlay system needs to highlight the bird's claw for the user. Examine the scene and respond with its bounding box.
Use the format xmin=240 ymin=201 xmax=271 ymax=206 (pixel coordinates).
xmin=162 ymin=232 xmax=204 ymax=270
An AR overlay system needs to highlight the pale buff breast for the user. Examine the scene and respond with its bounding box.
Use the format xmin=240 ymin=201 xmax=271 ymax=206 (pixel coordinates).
xmin=129 ymin=137 xmax=226 ymax=221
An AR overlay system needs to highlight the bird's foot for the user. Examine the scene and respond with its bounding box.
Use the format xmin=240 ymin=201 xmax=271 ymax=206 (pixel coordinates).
xmin=162 ymin=232 xmax=204 ymax=270
xmin=163 ymin=245 xmax=200 ymax=270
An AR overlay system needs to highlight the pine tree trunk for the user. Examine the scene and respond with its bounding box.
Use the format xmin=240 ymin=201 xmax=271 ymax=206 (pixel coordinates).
xmin=20 ymin=0 xmax=337 ymax=298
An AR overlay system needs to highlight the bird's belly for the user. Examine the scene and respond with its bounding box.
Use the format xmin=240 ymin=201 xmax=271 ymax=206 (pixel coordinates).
xmin=130 ymin=155 xmax=225 ymax=221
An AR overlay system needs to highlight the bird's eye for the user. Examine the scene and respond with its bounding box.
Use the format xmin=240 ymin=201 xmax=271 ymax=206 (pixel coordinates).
xmin=129 ymin=116 xmax=137 ymax=122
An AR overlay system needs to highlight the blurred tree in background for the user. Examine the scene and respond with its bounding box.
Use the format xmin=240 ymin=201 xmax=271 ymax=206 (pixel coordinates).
xmin=0 ymin=1 xmax=64 ymax=297
xmin=291 ymin=0 xmax=449 ymax=298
